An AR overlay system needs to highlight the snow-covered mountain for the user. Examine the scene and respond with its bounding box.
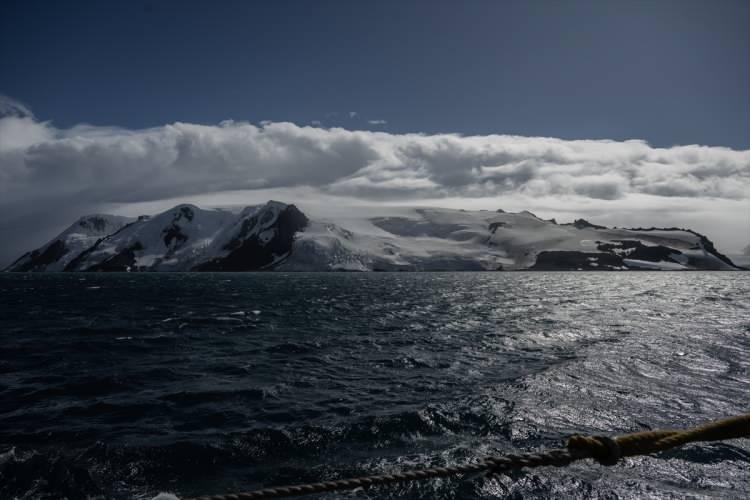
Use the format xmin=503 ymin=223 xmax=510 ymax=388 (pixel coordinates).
xmin=6 ymin=215 xmax=132 ymax=272
xmin=62 ymin=201 xmax=307 ymax=272
xmin=280 ymin=207 xmax=740 ymax=271
xmin=4 ymin=201 xmax=743 ymax=272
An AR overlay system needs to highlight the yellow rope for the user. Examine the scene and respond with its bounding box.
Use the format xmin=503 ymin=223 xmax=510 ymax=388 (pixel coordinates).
xmin=183 ymin=413 xmax=750 ymax=500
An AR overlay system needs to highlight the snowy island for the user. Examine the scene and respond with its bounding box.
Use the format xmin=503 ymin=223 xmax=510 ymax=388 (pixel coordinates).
xmin=5 ymin=201 xmax=744 ymax=272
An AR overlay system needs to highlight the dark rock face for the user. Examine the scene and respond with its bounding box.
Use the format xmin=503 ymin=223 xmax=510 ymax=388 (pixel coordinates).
xmin=691 ymin=232 xmax=737 ymax=268
xmin=532 ymin=240 xmax=688 ymax=270
xmin=161 ymin=207 xmax=193 ymax=249
xmin=162 ymin=225 xmax=188 ymax=248
xmin=178 ymin=206 xmax=194 ymax=221
xmin=78 ymin=216 xmax=109 ymax=233
xmin=84 ymin=242 xmax=143 ymax=272
xmin=63 ymin=241 xmax=103 ymax=271
xmin=64 ymin=220 xmax=139 ymax=271
xmin=623 ymin=227 xmax=739 ymax=269
xmin=225 ymin=214 xmax=260 ymax=252
xmin=570 ymin=219 xmax=607 ymax=230
xmin=195 ymin=205 xmax=308 ymax=271
xmin=7 ymin=239 xmax=69 ymax=272
xmin=488 ymin=221 xmax=507 ymax=233
xmin=530 ymin=251 xmax=624 ymax=270
xmin=597 ymin=240 xmax=681 ymax=263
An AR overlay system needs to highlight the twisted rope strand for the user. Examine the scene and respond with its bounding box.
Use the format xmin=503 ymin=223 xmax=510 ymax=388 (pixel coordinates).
xmin=186 ymin=413 xmax=750 ymax=500
xmin=187 ymin=450 xmax=576 ymax=500
xmin=567 ymin=413 xmax=750 ymax=463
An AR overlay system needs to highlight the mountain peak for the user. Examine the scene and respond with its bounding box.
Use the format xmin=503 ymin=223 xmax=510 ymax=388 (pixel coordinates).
xmin=571 ymin=218 xmax=607 ymax=230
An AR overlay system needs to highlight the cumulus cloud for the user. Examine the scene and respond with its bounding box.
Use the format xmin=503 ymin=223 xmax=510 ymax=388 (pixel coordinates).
xmin=0 ymin=101 xmax=748 ymax=265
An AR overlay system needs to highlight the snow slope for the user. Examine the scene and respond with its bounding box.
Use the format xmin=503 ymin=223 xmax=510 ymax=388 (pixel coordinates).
xmin=279 ymin=208 xmax=739 ymax=271
xmin=5 ymin=202 xmax=742 ymax=272
xmin=64 ymin=205 xmax=236 ymax=271
xmin=4 ymin=215 xmax=132 ymax=272
xmin=63 ymin=202 xmax=306 ymax=272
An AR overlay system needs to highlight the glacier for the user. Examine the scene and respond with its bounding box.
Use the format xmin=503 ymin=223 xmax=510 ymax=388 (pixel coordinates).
xmin=4 ymin=201 xmax=743 ymax=272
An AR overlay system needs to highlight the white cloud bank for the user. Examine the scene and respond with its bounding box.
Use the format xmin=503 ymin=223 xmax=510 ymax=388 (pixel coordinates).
xmin=0 ymin=108 xmax=748 ymax=265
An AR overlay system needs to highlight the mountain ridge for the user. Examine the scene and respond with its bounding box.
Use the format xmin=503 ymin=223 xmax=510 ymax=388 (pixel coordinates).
xmin=4 ymin=201 xmax=744 ymax=272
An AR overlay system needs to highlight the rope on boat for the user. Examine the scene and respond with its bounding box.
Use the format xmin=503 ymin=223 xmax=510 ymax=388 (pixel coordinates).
xmin=175 ymin=413 xmax=750 ymax=500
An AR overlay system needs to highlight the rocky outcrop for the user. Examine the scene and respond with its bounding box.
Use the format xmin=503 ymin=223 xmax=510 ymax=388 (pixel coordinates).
xmin=193 ymin=204 xmax=308 ymax=271
xmin=7 ymin=240 xmax=69 ymax=272
xmin=530 ymin=251 xmax=625 ymax=270
xmin=596 ymin=240 xmax=682 ymax=263
xmin=83 ymin=242 xmax=143 ymax=272
xmin=621 ymin=227 xmax=737 ymax=269
xmin=568 ymin=218 xmax=607 ymax=230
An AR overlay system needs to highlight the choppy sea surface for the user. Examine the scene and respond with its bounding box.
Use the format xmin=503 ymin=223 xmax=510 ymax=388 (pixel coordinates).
xmin=0 ymin=272 xmax=748 ymax=500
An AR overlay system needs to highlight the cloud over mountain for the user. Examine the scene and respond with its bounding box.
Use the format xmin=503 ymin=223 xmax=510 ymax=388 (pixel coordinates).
xmin=0 ymin=105 xmax=748 ymax=265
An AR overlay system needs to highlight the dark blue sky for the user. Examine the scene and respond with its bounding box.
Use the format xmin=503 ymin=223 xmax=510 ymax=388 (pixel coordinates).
xmin=2 ymin=0 xmax=749 ymax=148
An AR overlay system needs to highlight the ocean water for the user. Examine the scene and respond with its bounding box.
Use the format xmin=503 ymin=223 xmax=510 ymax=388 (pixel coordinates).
xmin=0 ymin=272 xmax=748 ymax=499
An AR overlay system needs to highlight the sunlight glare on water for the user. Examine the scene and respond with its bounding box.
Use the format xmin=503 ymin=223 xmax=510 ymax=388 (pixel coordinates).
xmin=0 ymin=272 xmax=748 ymax=499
